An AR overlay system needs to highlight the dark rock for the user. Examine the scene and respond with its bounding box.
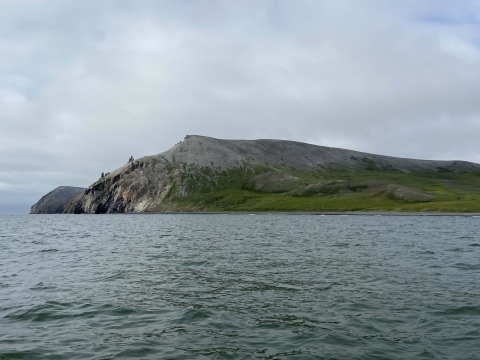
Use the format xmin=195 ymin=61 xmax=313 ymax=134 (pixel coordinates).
xmin=30 ymin=186 xmax=86 ymax=214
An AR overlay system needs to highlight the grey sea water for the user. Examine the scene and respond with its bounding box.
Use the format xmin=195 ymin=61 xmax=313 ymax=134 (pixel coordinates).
xmin=0 ymin=214 xmax=479 ymax=360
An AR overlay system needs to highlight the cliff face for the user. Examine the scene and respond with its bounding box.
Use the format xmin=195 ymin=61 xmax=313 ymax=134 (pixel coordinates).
xmin=58 ymin=135 xmax=480 ymax=214
xmin=63 ymin=158 xmax=176 ymax=213
xmin=30 ymin=186 xmax=86 ymax=214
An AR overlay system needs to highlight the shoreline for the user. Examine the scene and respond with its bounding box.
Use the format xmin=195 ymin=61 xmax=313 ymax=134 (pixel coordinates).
xmin=64 ymin=211 xmax=480 ymax=216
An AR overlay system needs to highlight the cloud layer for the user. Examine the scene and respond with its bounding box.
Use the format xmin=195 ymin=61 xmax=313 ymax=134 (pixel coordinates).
xmin=1 ymin=0 xmax=480 ymax=213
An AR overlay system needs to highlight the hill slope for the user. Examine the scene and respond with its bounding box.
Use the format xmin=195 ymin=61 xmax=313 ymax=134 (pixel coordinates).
xmin=30 ymin=186 xmax=86 ymax=214
xmin=160 ymin=135 xmax=478 ymax=172
xmin=55 ymin=135 xmax=480 ymax=214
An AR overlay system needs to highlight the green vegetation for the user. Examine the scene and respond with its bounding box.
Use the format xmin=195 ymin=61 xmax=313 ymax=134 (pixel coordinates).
xmin=170 ymin=166 xmax=480 ymax=212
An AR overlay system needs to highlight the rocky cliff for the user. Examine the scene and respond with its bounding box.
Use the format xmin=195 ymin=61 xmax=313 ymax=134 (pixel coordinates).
xmin=55 ymin=135 xmax=480 ymax=213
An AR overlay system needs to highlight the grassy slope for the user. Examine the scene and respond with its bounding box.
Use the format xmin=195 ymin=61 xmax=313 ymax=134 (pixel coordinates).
xmin=170 ymin=167 xmax=480 ymax=212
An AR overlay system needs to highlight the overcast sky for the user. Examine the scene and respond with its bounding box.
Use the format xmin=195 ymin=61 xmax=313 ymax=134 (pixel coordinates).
xmin=1 ymin=0 xmax=480 ymax=213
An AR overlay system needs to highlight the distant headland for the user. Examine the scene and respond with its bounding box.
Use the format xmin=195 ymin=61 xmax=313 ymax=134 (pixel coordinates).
xmin=31 ymin=135 xmax=480 ymax=214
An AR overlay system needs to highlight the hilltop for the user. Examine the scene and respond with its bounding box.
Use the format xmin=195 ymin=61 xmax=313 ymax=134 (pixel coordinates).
xmin=31 ymin=135 xmax=480 ymax=213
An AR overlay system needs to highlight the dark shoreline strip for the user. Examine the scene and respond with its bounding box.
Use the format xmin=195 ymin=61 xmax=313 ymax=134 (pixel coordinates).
xmin=47 ymin=211 xmax=480 ymax=217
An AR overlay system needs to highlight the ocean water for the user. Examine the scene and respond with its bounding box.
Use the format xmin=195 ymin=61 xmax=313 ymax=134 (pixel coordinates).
xmin=0 ymin=214 xmax=479 ymax=360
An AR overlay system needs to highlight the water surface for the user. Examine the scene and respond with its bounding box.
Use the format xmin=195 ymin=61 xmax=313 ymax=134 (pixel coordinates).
xmin=1 ymin=214 xmax=479 ymax=359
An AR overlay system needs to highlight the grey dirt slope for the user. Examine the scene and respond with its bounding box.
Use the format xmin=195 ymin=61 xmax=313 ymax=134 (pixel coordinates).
xmin=160 ymin=136 xmax=478 ymax=172
xmin=31 ymin=135 xmax=480 ymax=214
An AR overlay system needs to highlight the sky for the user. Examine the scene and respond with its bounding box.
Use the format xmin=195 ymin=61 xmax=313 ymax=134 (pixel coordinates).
xmin=1 ymin=0 xmax=480 ymax=214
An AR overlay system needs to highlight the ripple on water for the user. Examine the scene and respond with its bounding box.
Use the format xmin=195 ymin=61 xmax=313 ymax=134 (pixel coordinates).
xmin=437 ymin=305 xmax=480 ymax=316
xmin=453 ymin=263 xmax=480 ymax=271
xmin=447 ymin=247 xmax=464 ymax=252
xmin=39 ymin=248 xmax=59 ymax=252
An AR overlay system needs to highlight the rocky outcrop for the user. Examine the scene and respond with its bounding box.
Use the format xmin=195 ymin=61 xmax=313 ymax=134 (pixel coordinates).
xmin=33 ymin=135 xmax=480 ymax=214
xmin=63 ymin=158 xmax=172 ymax=214
xmin=30 ymin=186 xmax=86 ymax=214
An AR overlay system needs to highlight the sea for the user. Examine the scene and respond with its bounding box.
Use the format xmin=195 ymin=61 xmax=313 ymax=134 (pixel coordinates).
xmin=0 ymin=214 xmax=479 ymax=360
